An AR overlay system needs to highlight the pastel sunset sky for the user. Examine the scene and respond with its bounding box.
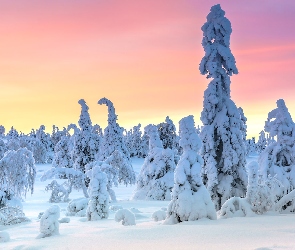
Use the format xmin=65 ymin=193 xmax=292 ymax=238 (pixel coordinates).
xmin=0 ymin=0 xmax=294 ymax=138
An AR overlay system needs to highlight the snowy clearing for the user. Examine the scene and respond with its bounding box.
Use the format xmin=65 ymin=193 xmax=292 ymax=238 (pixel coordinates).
xmin=1 ymin=157 xmax=295 ymax=250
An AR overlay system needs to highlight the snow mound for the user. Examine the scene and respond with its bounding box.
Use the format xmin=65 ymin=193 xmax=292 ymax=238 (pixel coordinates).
xmin=0 ymin=231 xmax=10 ymax=242
xmin=109 ymin=205 xmax=123 ymax=212
xmin=37 ymin=205 xmax=60 ymax=239
xmin=66 ymin=198 xmax=89 ymax=217
xmin=59 ymin=217 xmax=70 ymax=223
xmin=115 ymin=209 xmax=136 ymax=226
xmin=152 ymin=210 xmax=166 ymax=222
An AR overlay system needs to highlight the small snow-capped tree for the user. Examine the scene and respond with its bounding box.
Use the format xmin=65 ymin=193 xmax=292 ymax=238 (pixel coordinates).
xmin=37 ymin=205 xmax=60 ymax=239
xmin=130 ymin=124 xmax=144 ymax=157
xmin=165 ymin=116 xmax=216 ymax=224
xmin=114 ymin=209 xmax=136 ymax=226
xmin=36 ymin=125 xmax=53 ymax=163
xmin=199 ymin=4 xmax=247 ymax=210
xmin=132 ymin=124 xmax=175 ymax=201
xmin=86 ymin=166 xmax=109 ymax=221
xmin=157 ymin=116 xmax=177 ymax=150
xmin=246 ymin=161 xmax=274 ymax=214
xmin=107 ymin=150 xmax=135 ymax=186
xmin=238 ymin=107 xmax=247 ymax=141
xmin=98 ymin=97 xmax=130 ymax=161
xmin=73 ymin=99 xmax=99 ymax=175
xmin=52 ymin=135 xmax=73 ymax=170
xmin=140 ymin=131 xmax=149 ymax=158
xmin=256 ymin=130 xmax=267 ymax=154
xmin=0 ymin=148 xmax=36 ymax=200
xmin=259 ymin=99 xmax=295 ymax=200
xmin=31 ymin=138 xmax=47 ymax=164
xmin=85 ymin=161 xmax=118 ymax=202
xmin=6 ymin=126 xmax=19 ymax=140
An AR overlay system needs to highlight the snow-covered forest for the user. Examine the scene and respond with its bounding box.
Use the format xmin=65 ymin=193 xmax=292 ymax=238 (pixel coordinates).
xmin=1 ymin=4 xmax=295 ymax=250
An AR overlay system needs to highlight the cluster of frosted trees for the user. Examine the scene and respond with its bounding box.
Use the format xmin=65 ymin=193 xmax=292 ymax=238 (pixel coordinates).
xmin=1 ymin=4 xmax=295 ymax=230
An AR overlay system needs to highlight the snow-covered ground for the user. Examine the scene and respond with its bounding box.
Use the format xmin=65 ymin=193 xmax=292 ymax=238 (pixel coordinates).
xmin=1 ymin=157 xmax=295 ymax=250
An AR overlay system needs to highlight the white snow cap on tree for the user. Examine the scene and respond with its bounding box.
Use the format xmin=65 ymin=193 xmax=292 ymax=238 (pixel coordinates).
xmin=132 ymin=124 xmax=175 ymax=201
xmin=165 ymin=116 xmax=216 ymax=224
xmin=259 ymin=99 xmax=295 ymax=200
xmin=37 ymin=205 xmax=60 ymax=239
xmin=199 ymin=4 xmax=247 ymax=210
xmin=86 ymin=166 xmax=109 ymax=221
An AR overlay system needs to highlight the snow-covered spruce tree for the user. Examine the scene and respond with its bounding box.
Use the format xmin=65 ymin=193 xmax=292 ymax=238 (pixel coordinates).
xmin=52 ymin=135 xmax=73 ymax=171
xmin=0 ymin=148 xmax=36 ymax=200
xmin=36 ymin=125 xmax=53 ymax=163
xmin=98 ymin=97 xmax=130 ymax=161
xmin=256 ymin=130 xmax=267 ymax=154
xmin=259 ymin=99 xmax=295 ymax=200
xmin=130 ymin=124 xmax=143 ymax=157
xmin=0 ymin=139 xmax=6 ymax=160
xmin=86 ymin=166 xmax=109 ymax=221
xmin=0 ymin=125 xmax=5 ymax=138
xmin=165 ymin=116 xmax=216 ymax=224
xmin=199 ymin=4 xmax=247 ymax=210
xmin=85 ymin=161 xmax=118 ymax=202
xmin=157 ymin=116 xmax=177 ymax=150
xmin=73 ymin=99 xmax=99 ymax=176
xmin=6 ymin=126 xmax=19 ymax=140
xmin=140 ymin=130 xmax=149 ymax=158
xmin=132 ymin=124 xmax=175 ymax=201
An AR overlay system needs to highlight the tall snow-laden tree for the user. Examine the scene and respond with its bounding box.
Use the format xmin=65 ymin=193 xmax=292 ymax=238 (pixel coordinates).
xmin=199 ymin=4 xmax=247 ymax=210
xmin=98 ymin=97 xmax=130 ymax=160
xmin=132 ymin=124 xmax=175 ymax=200
xmin=259 ymin=99 xmax=295 ymax=200
xmin=73 ymin=99 xmax=99 ymax=175
xmin=165 ymin=116 xmax=216 ymax=224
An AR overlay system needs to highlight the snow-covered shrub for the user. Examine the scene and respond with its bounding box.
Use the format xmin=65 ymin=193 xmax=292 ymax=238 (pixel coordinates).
xmin=66 ymin=197 xmax=89 ymax=217
xmin=0 ymin=231 xmax=10 ymax=242
xmin=37 ymin=205 xmax=60 ymax=239
xmin=98 ymin=97 xmax=130 ymax=161
xmin=132 ymin=124 xmax=175 ymax=201
xmin=114 ymin=209 xmax=136 ymax=226
xmin=45 ymin=180 xmax=70 ymax=203
xmin=6 ymin=126 xmax=19 ymax=140
xmin=218 ymin=197 xmax=255 ymax=218
xmin=157 ymin=116 xmax=177 ymax=150
xmin=275 ymin=190 xmax=295 ymax=213
xmin=0 ymin=147 xmax=36 ymax=199
xmin=246 ymin=161 xmax=274 ymax=214
xmin=199 ymin=4 xmax=247 ymax=210
xmin=86 ymin=166 xmax=109 ymax=221
xmin=152 ymin=210 xmax=166 ymax=222
xmin=0 ymin=206 xmax=29 ymax=225
xmin=41 ymin=167 xmax=89 ymax=198
xmin=165 ymin=116 xmax=216 ymax=224
xmin=259 ymin=99 xmax=295 ymax=201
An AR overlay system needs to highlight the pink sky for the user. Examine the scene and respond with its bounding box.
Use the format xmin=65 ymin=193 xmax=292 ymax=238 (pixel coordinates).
xmin=0 ymin=0 xmax=294 ymax=138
